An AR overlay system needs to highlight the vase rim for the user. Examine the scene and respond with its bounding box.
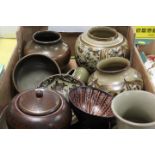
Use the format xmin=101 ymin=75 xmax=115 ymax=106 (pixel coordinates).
xmin=33 ymin=30 xmax=62 ymax=45
xmin=87 ymin=26 xmax=118 ymax=41
xmin=111 ymin=90 xmax=155 ymax=128
xmin=97 ymin=57 xmax=130 ymax=74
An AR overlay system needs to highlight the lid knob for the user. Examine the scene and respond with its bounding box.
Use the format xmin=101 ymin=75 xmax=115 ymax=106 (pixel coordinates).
xmin=35 ymin=89 xmax=43 ymax=98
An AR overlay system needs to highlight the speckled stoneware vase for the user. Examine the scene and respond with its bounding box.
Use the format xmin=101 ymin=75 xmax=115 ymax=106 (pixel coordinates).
xmin=88 ymin=57 xmax=143 ymax=96
xmin=112 ymin=91 xmax=155 ymax=129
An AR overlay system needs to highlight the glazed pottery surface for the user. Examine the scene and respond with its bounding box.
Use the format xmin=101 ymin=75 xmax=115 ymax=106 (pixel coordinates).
xmin=75 ymin=26 xmax=129 ymax=72
xmin=88 ymin=57 xmax=143 ymax=96
xmin=24 ymin=31 xmax=71 ymax=69
xmin=67 ymin=67 xmax=90 ymax=84
xmin=38 ymin=74 xmax=84 ymax=100
xmin=38 ymin=74 xmax=84 ymax=125
xmin=13 ymin=54 xmax=61 ymax=92
xmin=6 ymin=89 xmax=72 ymax=129
xmin=69 ymin=86 xmax=115 ymax=129
xmin=111 ymin=90 xmax=155 ymax=129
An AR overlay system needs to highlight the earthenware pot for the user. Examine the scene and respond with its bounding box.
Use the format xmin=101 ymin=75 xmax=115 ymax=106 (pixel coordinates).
xmin=88 ymin=57 xmax=143 ymax=96
xmin=6 ymin=88 xmax=72 ymax=129
xmin=111 ymin=90 xmax=155 ymax=129
xmin=69 ymin=86 xmax=115 ymax=129
xmin=67 ymin=67 xmax=90 ymax=84
xmin=75 ymin=26 xmax=129 ymax=73
xmin=38 ymin=74 xmax=84 ymax=125
xmin=24 ymin=30 xmax=71 ymax=70
xmin=13 ymin=54 xmax=61 ymax=93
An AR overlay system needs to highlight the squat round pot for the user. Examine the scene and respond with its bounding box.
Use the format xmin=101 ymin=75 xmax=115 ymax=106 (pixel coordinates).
xmin=6 ymin=89 xmax=72 ymax=129
xmin=24 ymin=30 xmax=71 ymax=70
xmin=75 ymin=26 xmax=129 ymax=73
xmin=88 ymin=57 xmax=143 ymax=96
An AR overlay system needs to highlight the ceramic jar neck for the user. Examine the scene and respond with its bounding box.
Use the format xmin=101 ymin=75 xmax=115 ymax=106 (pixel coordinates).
xmin=87 ymin=27 xmax=118 ymax=41
xmin=33 ymin=31 xmax=62 ymax=45
xmin=97 ymin=57 xmax=130 ymax=74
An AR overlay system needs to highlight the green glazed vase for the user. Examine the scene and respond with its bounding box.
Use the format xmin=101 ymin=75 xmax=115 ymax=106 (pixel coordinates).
xmin=88 ymin=57 xmax=143 ymax=96
xmin=67 ymin=67 xmax=90 ymax=84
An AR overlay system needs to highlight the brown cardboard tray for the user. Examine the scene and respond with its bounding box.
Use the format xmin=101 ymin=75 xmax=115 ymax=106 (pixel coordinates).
xmin=136 ymin=41 xmax=155 ymax=93
xmin=0 ymin=26 xmax=153 ymax=114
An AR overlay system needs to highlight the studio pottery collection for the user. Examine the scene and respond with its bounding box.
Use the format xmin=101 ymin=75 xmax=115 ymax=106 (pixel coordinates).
xmin=1 ymin=26 xmax=154 ymax=129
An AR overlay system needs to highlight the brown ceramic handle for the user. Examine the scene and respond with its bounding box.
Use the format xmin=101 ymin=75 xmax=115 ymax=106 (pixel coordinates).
xmin=35 ymin=89 xmax=44 ymax=98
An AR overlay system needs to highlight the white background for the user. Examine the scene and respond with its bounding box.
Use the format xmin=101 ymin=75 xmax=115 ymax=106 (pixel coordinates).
xmin=49 ymin=26 xmax=91 ymax=32
xmin=0 ymin=0 xmax=155 ymax=155
xmin=0 ymin=26 xmax=91 ymax=38
xmin=0 ymin=26 xmax=18 ymax=38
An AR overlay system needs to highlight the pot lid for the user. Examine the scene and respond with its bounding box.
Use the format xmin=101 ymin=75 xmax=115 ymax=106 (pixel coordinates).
xmin=17 ymin=89 xmax=62 ymax=116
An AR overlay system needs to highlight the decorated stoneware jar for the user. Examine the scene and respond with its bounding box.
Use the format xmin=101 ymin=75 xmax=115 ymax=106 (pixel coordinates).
xmin=88 ymin=57 xmax=143 ymax=96
xmin=24 ymin=30 xmax=71 ymax=70
xmin=75 ymin=26 xmax=129 ymax=73
xmin=6 ymin=89 xmax=72 ymax=129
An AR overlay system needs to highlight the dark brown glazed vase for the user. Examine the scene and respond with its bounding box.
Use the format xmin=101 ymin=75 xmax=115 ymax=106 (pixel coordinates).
xmin=24 ymin=31 xmax=71 ymax=70
xmin=6 ymin=89 xmax=72 ymax=129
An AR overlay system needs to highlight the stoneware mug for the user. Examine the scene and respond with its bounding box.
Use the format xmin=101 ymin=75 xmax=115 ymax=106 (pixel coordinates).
xmin=67 ymin=67 xmax=90 ymax=84
xmin=111 ymin=90 xmax=155 ymax=129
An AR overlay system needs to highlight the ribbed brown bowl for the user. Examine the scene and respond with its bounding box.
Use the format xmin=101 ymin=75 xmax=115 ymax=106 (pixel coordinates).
xmin=69 ymin=86 xmax=115 ymax=128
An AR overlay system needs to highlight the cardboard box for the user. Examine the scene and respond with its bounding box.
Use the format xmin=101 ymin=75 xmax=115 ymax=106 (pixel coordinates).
xmin=0 ymin=26 xmax=152 ymax=113
xmin=136 ymin=41 xmax=155 ymax=93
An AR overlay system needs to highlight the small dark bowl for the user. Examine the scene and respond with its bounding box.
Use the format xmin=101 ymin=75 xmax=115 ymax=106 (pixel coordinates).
xmin=13 ymin=54 xmax=61 ymax=92
xmin=69 ymin=86 xmax=115 ymax=129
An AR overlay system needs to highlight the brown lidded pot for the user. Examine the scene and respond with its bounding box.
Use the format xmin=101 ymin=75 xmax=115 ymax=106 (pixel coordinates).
xmin=6 ymin=89 xmax=72 ymax=129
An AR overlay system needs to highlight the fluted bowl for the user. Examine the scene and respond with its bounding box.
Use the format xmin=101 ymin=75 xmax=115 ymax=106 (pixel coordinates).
xmin=69 ymin=86 xmax=115 ymax=128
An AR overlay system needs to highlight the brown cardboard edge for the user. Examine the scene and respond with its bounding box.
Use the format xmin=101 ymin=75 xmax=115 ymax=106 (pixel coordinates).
xmin=132 ymin=46 xmax=155 ymax=93
xmin=0 ymin=26 xmax=48 ymax=112
xmin=0 ymin=46 xmax=19 ymax=111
